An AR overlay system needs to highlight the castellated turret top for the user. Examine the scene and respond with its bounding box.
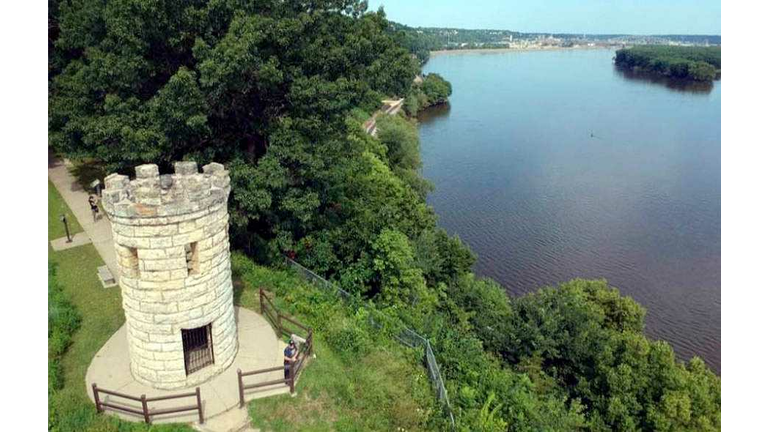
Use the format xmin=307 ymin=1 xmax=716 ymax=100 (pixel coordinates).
xmin=102 ymin=161 xmax=230 ymax=219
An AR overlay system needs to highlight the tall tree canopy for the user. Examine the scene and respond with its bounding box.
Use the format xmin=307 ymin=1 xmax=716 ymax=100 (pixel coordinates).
xmin=49 ymin=0 xmax=430 ymax=281
xmin=447 ymin=277 xmax=721 ymax=431
xmin=50 ymin=0 xmax=416 ymax=165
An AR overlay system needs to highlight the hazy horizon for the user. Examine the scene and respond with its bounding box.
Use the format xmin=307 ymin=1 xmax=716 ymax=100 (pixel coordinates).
xmin=368 ymin=0 xmax=721 ymax=36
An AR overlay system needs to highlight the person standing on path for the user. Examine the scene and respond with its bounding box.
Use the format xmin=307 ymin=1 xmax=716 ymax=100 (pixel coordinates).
xmin=283 ymin=340 xmax=298 ymax=382
xmin=88 ymin=195 xmax=100 ymax=222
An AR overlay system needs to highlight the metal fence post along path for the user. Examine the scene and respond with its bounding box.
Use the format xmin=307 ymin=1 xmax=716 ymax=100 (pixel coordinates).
xmin=284 ymin=257 xmax=456 ymax=430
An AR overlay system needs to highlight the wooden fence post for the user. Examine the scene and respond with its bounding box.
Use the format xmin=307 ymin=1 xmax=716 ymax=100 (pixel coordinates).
xmin=238 ymin=369 xmax=245 ymax=408
xmin=289 ymin=362 xmax=295 ymax=394
xmin=92 ymin=383 xmax=102 ymax=413
xmin=141 ymin=394 xmax=150 ymax=424
xmin=196 ymin=387 xmax=204 ymax=424
xmin=259 ymin=288 xmax=264 ymax=315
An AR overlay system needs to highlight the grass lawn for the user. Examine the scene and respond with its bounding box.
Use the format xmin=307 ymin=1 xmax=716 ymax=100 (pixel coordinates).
xmin=247 ymin=340 xmax=435 ymax=432
xmin=49 ymin=181 xmax=83 ymax=240
xmin=48 ymin=183 xmax=194 ymax=432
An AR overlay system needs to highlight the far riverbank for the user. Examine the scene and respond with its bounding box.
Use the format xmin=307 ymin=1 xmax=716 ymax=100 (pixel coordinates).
xmin=430 ymin=45 xmax=617 ymax=56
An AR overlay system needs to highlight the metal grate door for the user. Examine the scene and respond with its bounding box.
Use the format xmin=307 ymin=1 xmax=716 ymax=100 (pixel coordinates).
xmin=182 ymin=324 xmax=214 ymax=375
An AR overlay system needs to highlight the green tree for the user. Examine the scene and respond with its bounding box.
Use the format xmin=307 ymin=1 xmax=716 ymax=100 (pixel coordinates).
xmin=427 ymin=298 xmax=586 ymax=431
xmin=49 ymin=0 xmax=425 ymax=275
xmin=371 ymin=228 xmax=436 ymax=316
xmin=421 ymin=72 xmax=452 ymax=105
xmin=501 ymin=279 xmax=720 ymax=431
xmin=403 ymin=72 xmax=453 ymax=115
xmin=688 ymin=61 xmax=717 ymax=81
xmin=462 ymin=392 xmax=508 ymax=432
xmin=376 ymin=114 xmax=421 ymax=171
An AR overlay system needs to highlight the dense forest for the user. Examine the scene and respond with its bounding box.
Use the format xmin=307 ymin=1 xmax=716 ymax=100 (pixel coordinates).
xmin=615 ymin=46 xmax=721 ymax=81
xmin=49 ymin=1 xmax=720 ymax=430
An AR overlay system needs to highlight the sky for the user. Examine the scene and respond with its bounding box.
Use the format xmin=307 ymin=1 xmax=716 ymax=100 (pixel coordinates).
xmin=366 ymin=0 xmax=721 ymax=35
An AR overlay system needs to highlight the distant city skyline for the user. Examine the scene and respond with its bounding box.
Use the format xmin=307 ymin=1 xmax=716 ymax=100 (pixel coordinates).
xmin=367 ymin=0 xmax=721 ymax=36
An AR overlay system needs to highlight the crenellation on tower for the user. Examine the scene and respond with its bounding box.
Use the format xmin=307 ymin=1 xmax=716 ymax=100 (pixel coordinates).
xmin=102 ymin=162 xmax=229 ymax=217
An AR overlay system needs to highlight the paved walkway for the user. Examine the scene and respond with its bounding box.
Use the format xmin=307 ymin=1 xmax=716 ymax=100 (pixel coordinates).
xmin=86 ymin=307 xmax=288 ymax=427
xmin=47 ymin=152 xmax=119 ymax=281
xmin=363 ymin=98 xmax=404 ymax=136
xmin=50 ymin=231 xmax=93 ymax=251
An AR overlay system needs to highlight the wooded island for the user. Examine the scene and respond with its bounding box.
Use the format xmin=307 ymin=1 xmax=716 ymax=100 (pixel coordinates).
xmin=615 ymin=45 xmax=721 ymax=81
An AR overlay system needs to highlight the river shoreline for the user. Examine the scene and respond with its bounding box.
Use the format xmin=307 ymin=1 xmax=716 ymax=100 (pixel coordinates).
xmin=429 ymin=45 xmax=617 ymax=56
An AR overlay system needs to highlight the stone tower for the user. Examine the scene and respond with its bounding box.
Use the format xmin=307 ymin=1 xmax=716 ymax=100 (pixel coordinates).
xmin=102 ymin=161 xmax=238 ymax=390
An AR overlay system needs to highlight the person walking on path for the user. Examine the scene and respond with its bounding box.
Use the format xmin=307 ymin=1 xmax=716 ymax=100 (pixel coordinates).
xmin=88 ymin=195 xmax=100 ymax=222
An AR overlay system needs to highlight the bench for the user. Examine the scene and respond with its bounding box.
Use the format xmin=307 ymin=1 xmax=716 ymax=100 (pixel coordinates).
xmin=98 ymin=265 xmax=117 ymax=288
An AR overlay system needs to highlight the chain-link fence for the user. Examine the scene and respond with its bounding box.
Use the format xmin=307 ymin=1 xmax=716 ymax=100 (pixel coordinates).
xmin=285 ymin=257 xmax=456 ymax=429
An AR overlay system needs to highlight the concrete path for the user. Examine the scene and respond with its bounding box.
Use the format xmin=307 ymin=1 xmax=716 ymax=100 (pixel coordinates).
xmin=50 ymin=232 xmax=92 ymax=251
xmin=48 ymin=152 xmax=119 ymax=281
xmin=194 ymin=407 xmax=256 ymax=432
xmin=363 ymin=98 xmax=404 ymax=137
xmin=86 ymin=307 xmax=289 ymax=428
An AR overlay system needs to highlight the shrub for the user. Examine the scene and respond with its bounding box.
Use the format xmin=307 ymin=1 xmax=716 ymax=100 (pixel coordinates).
xmin=402 ymin=73 xmax=453 ymax=118
xmin=502 ymin=279 xmax=720 ymax=431
xmin=48 ymin=263 xmax=81 ymax=351
xmin=421 ymin=73 xmax=452 ymax=105
xmin=325 ymin=315 xmax=373 ymax=357
xmin=48 ymin=262 xmax=82 ymax=431
xmin=48 ymin=262 xmax=81 ymax=387
xmin=376 ymin=114 xmax=421 ymax=171
xmin=689 ymin=61 xmax=717 ymax=81
xmin=403 ymin=93 xmax=420 ymax=116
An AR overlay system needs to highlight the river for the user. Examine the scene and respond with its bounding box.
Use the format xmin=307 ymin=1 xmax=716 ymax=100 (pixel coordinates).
xmin=418 ymin=48 xmax=721 ymax=373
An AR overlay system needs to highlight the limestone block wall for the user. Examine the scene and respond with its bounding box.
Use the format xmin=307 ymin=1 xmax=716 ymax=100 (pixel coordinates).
xmin=102 ymin=161 xmax=238 ymax=390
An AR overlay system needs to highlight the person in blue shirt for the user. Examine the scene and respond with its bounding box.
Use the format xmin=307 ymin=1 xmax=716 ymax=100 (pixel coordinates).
xmin=284 ymin=340 xmax=298 ymax=381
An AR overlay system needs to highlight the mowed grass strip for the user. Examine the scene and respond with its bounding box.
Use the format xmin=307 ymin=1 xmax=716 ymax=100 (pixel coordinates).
xmin=51 ymin=244 xmax=123 ymax=391
xmin=49 ymin=180 xmax=83 ymax=240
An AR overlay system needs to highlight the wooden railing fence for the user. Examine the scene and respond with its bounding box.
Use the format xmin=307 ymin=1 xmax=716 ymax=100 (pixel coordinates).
xmin=91 ymin=383 xmax=204 ymax=424
xmin=236 ymin=288 xmax=314 ymax=407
